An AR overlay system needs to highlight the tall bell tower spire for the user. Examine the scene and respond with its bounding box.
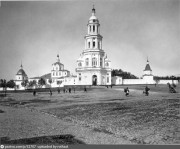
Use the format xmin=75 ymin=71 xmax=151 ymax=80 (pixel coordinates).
xmin=92 ymin=5 xmax=95 ymax=15
xmin=84 ymin=6 xmax=102 ymax=51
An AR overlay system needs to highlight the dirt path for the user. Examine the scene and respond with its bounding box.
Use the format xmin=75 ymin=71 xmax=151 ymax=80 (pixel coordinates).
xmin=0 ymin=105 xmax=132 ymax=144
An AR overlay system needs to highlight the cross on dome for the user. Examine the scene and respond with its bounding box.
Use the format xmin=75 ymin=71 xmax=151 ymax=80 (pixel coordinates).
xmin=57 ymin=54 xmax=60 ymax=62
xmin=92 ymin=5 xmax=95 ymax=15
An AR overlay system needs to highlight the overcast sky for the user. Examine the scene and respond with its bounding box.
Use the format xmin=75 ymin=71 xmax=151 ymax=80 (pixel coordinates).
xmin=0 ymin=0 xmax=179 ymax=80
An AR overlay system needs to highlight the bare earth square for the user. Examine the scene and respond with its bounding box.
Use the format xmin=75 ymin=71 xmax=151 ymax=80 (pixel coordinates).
xmin=0 ymin=85 xmax=180 ymax=144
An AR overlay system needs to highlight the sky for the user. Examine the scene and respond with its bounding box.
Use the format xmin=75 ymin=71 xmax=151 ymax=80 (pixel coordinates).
xmin=0 ymin=0 xmax=179 ymax=80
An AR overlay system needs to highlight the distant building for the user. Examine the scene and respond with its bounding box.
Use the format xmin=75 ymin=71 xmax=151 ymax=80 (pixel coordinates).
xmin=142 ymin=59 xmax=154 ymax=84
xmin=14 ymin=63 xmax=28 ymax=89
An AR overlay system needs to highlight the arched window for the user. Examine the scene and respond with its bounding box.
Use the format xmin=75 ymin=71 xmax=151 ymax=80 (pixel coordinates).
xmin=93 ymin=41 xmax=95 ymax=48
xmin=85 ymin=58 xmax=89 ymax=66
xmin=93 ymin=25 xmax=95 ymax=32
xmin=107 ymin=77 xmax=109 ymax=83
xmin=78 ymin=62 xmax=82 ymax=67
xmin=100 ymin=58 xmax=102 ymax=67
xmin=92 ymin=58 xmax=97 ymax=67
xmin=106 ymin=62 xmax=109 ymax=67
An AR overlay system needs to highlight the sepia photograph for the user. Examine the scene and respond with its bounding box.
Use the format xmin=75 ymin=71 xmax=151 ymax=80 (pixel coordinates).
xmin=0 ymin=0 xmax=179 ymax=148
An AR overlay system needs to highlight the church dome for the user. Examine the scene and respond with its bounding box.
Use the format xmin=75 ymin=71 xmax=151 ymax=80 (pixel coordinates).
xmin=89 ymin=15 xmax=98 ymax=21
xmin=16 ymin=68 xmax=27 ymax=76
xmin=53 ymin=61 xmax=64 ymax=66
xmin=88 ymin=6 xmax=99 ymax=23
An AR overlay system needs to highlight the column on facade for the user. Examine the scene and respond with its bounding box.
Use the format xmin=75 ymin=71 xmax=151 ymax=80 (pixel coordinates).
xmin=98 ymin=54 xmax=100 ymax=67
xmin=85 ymin=39 xmax=87 ymax=49
xmin=88 ymin=25 xmax=90 ymax=34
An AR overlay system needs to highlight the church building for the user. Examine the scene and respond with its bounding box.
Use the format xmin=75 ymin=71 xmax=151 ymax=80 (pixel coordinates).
xmin=14 ymin=63 xmax=28 ymax=89
xmin=76 ymin=7 xmax=112 ymax=86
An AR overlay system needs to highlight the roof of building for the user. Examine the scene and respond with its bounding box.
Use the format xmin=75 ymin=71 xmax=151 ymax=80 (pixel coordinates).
xmin=41 ymin=73 xmax=51 ymax=79
xmin=89 ymin=6 xmax=99 ymax=22
xmin=29 ymin=76 xmax=40 ymax=79
xmin=52 ymin=62 xmax=64 ymax=66
xmin=16 ymin=68 xmax=27 ymax=76
xmin=144 ymin=60 xmax=152 ymax=71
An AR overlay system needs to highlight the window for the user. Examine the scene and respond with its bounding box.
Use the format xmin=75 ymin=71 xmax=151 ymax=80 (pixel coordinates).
xmin=56 ymin=72 xmax=58 ymax=76
xmin=90 ymin=25 xmax=91 ymax=32
xmin=100 ymin=58 xmax=102 ymax=67
xmin=78 ymin=62 xmax=82 ymax=67
xmin=93 ymin=19 xmax=96 ymax=22
xmin=56 ymin=67 xmax=58 ymax=70
xmin=79 ymin=73 xmax=81 ymax=81
xmin=92 ymin=57 xmax=97 ymax=66
xmin=53 ymin=72 xmax=55 ymax=76
xmin=106 ymin=62 xmax=109 ymax=67
xmin=93 ymin=25 xmax=95 ymax=32
xmin=85 ymin=58 xmax=89 ymax=66
xmin=93 ymin=41 xmax=95 ymax=48
xmin=107 ymin=77 xmax=109 ymax=83
xmin=88 ymin=42 xmax=90 ymax=48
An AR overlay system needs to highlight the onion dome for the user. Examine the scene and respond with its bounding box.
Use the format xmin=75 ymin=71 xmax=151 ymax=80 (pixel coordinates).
xmin=16 ymin=63 xmax=27 ymax=76
xmin=88 ymin=5 xmax=99 ymax=23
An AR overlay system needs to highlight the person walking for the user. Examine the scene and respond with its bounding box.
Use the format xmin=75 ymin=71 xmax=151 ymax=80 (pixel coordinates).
xmin=144 ymin=86 xmax=150 ymax=96
xmin=33 ymin=90 xmax=36 ymax=96
xmin=84 ymin=86 xmax=87 ymax=92
xmin=124 ymin=87 xmax=129 ymax=96
xmin=69 ymin=88 xmax=71 ymax=93
xmin=58 ymin=88 xmax=60 ymax=94
xmin=50 ymin=89 xmax=52 ymax=96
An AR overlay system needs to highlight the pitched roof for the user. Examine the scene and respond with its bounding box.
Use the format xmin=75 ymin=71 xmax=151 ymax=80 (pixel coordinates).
xmin=144 ymin=64 xmax=152 ymax=71
xmin=16 ymin=69 xmax=27 ymax=76
xmin=41 ymin=73 xmax=51 ymax=79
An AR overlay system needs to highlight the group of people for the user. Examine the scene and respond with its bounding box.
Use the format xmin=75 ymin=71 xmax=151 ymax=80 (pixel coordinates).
xmin=33 ymin=86 xmax=88 ymax=96
xmin=124 ymin=86 xmax=150 ymax=96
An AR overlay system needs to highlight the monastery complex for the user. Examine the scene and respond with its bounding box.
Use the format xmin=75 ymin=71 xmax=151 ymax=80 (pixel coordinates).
xmin=14 ymin=7 xmax=178 ymax=90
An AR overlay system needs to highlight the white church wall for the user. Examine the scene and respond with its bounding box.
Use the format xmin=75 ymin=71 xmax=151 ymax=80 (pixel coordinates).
xmin=143 ymin=75 xmax=155 ymax=84
xmin=158 ymin=80 xmax=179 ymax=84
xmin=123 ymin=79 xmax=145 ymax=85
xmin=112 ymin=76 xmax=123 ymax=85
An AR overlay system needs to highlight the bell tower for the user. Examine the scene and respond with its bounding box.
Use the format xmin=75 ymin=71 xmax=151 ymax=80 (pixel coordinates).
xmin=84 ymin=6 xmax=103 ymax=51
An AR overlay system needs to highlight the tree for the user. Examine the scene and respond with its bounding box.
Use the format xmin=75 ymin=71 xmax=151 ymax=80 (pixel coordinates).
xmin=57 ymin=80 xmax=62 ymax=87
xmin=111 ymin=69 xmax=138 ymax=79
xmin=28 ymin=80 xmax=37 ymax=89
xmin=38 ymin=78 xmax=46 ymax=88
xmin=21 ymin=80 xmax=29 ymax=89
xmin=7 ymin=80 xmax=16 ymax=89
xmin=0 ymin=79 xmax=7 ymax=96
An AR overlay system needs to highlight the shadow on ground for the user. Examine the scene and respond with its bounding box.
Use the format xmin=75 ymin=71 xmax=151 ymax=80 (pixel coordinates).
xmin=0 ymin=134 xmax=85 ymax=144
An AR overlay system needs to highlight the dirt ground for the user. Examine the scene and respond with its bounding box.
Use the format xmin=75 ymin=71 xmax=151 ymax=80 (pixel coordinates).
xmin=0 ymin=84 xmax=180 ymax=144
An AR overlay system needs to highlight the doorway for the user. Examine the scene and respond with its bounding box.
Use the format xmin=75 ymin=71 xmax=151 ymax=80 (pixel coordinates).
xmin=92 ymin=75 xmax=97 ymax=85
